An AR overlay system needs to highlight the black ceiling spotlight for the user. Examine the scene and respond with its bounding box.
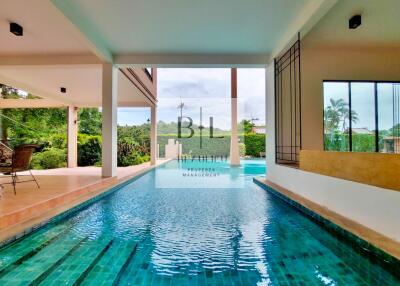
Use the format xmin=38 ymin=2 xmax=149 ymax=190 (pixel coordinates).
xmin=10 ymin=22 xmax=23 ymax=36
xmin=349 ymin=15 xmax=362 ymax=29
xmin=60 ymin=87 xmax=67 ymax=93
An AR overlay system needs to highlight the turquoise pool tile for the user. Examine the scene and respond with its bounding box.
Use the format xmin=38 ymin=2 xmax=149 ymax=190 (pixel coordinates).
xmin=0 ymin=160 xmax=398 ymax=285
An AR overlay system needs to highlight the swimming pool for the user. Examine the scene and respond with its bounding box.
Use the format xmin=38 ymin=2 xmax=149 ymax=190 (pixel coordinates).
xmin=0 ymin=160 xmax=398 ymax=285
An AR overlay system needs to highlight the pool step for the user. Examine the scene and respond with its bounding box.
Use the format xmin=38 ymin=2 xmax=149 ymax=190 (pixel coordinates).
xmin=0 ymin=235 xmax=88 ymax=286
xmin=0 ymin=224 xmax=74 ymax=278
xmin=36 ymin=238 xmax=114 ymax=286
xmin=80 ymin=241 xmax=139 ymax=286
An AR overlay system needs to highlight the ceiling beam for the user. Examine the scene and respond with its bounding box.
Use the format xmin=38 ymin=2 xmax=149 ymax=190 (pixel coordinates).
xmin=0 ymin=99 xmax=67 ymax=109
xmin=0 ymin=55 xmax=102 ymax=66
xmin=270 ymin=0 xmax=338 ymax=62
xmin=114 ymin=54 xmax=269 ymax=68
xmin=118 ymin=102 xmax=153 ymax=108
xmin=50 ymin=0 xmax=113 ymax=63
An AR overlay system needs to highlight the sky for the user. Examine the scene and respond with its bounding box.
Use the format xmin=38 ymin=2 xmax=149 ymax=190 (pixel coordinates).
xmin=323 ymin=82 xmax=397 ymax=131
xmin=117 ymin=68 xmax=266 ymax=130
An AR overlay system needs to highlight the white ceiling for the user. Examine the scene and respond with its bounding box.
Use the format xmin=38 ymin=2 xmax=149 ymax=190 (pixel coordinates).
xmin=0 ymin=0 xmax=91 ymax=56
xmin=0 ymin=66 xmax=151 ymax=107
xmin=3 ymin=0 xmax=398 ymax=106
xmin=304 ymin=0 xmax=400 ymax=48
xmin=51 ymin=0 xmax=311 ymax=55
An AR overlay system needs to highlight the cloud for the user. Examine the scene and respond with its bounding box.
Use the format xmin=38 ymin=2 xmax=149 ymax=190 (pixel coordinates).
xmin=117 ymin=68 xmax=266 ymax=128
xmin=157 ymin=68 xmax=265 ymax=129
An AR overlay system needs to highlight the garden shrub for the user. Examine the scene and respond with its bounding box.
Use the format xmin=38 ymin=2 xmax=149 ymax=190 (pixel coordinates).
xmin=243 ymin=134 xmax=265 ymax=157
xmin=31 ymin=148 xmax=67 ymax=169
xmin=78 ymin=134 xmax=102 ymax=166
xmin=50 ymin=133 xmax=67 ymax=149
xmin=117 ymin=137 xmax=150 ymax=167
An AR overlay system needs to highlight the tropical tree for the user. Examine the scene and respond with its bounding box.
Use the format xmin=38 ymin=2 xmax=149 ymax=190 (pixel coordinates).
xmin=324 ymin=98 xmax=359 ymax=150
xmin=324 ymin=98 xmax=358 ymax=134
xmin=389 ymin=123 xmax=400 ymax=136
xmin=238 ymin=119 xmax=255 ymax=134
xmin=78 ymin=108 xmax=102 ymax=135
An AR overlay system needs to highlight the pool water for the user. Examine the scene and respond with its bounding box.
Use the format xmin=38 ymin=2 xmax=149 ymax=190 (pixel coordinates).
xmin=0 ymin=160 xmax=398 ymax=285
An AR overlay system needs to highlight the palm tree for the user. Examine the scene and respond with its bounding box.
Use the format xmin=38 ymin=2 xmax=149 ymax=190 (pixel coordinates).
xmin=324 ymin=98 xmax=358 ymax=133
xmin=324 ymin=98 xmax=359 ymax=150
xmin=177 ymin=97 xmax=185 ymax=119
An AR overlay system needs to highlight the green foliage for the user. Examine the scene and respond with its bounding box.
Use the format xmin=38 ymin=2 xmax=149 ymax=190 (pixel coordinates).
xmin=324 ymin=133 xmax=376 ymax=152
xmin=157 ymin=133 xmax=265 ymax=157
xmin=157 ymin=120 xmax=227 ymax=136
xmin=50 ymin=134 xmax=67 ymax=149
xmin=243 ymin=134 xmax=265 ymax=157
xmin=31 ymin=148 xmax=67 ymax=170
xmin=158 ymin=135 xmax=232 ymax=157
xmin=1 ymin=84 xmax=151 ymax=169
xmin=118 ymin=125 xmax=150 ymax=153
xmin=324 ymin=98 xmax=358 ymax=134
xmin=4 ymin=108 xmax=67 ymax=148
xmin=238 ymin=119 xmax=255 ymax=134
xmin=78 ymin=108 xmax=102 ymax=135
xmin=324 ymin=133 xmax=349 ymax=151
xmin=77 ymin=134 xmax=102 ymax=166
xmin=117 ymin=137 xmax=150 ymax=166
xmin=239 ymin=143 xmax=246 ymax=157
xmin=352 ymin=134 xmax=375 ymax=152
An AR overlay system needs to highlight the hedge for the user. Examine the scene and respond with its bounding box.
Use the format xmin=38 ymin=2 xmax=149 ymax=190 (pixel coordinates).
xmin=243 ymin=134 xmax=265 ymax=157
xmin=78 ymin=134 xmax=102 ymax=166
xmin=157 ymin=134 xmax=265 ymax=157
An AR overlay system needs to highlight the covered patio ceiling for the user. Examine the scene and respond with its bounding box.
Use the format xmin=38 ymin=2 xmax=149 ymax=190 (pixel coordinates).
xmin=0 ymin=0 xmax=340 ymax=106
xmin=0 ymin=66 xmax=154 ymax=107
xmin=0 ymin=0 xmax=338 ymax=65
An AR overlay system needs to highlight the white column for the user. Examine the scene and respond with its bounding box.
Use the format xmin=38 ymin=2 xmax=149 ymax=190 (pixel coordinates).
xmin=150 ymin=105 xmax=157 ymax=165
xmin=265 ymin=63 xmax=275 ymax=177
xmin=230 ymin=68 xmax=240 ymax=166
xmin=67 ymin=105 xmax=78 ymax=168
xmin=102 ymin=64 xmax=118 ymax=177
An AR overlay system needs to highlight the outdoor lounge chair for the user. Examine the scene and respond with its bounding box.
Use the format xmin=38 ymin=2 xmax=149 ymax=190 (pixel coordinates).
xmin=0 ymin=144 xmax=40 ymax=195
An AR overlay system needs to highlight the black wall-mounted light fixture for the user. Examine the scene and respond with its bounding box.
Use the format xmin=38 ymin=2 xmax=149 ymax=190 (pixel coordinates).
xmin=349 ymin=15 xmax=362 ymax=29
xmin=60 ymin=87 xmax=67 ymax=93
xmin=10 ymin=22 xmax=23 ymax=36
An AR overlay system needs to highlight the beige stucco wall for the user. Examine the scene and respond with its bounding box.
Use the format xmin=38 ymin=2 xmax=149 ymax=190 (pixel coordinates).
xmin=300 ymin=44 xmax=400 ymax=150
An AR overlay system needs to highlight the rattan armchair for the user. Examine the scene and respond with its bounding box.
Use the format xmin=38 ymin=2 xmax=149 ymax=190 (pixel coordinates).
xmin=0 ymin=144 xmax=40 ymax=195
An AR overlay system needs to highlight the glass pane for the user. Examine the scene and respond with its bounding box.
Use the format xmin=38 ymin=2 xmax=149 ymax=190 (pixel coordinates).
xmin=378 ymin=83 xmax=400 ymax=153
xmin=323 ymin=82 xmax=350 ymax=151
xmin=350 ymin=82 xmax=376 ymax=152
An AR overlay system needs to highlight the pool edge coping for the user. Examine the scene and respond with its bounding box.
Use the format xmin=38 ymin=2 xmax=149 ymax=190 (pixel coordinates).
xmin=253 ymin=177 xmax=400 ymax=276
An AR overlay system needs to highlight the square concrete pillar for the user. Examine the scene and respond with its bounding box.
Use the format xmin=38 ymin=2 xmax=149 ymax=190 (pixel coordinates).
xmin=230 ymin=68 xmax=240 ymax=166
xmin=67 ymin=105 xmax=78 ymax=168
xmin=102 ymin=64 xmax=118 ymax=177
xmin=150 ymin=105 xmax=157 ymax=165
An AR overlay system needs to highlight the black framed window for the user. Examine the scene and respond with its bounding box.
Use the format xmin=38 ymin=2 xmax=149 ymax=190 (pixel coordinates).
xmin=323 ymin=80 xmax=400 ymax=154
